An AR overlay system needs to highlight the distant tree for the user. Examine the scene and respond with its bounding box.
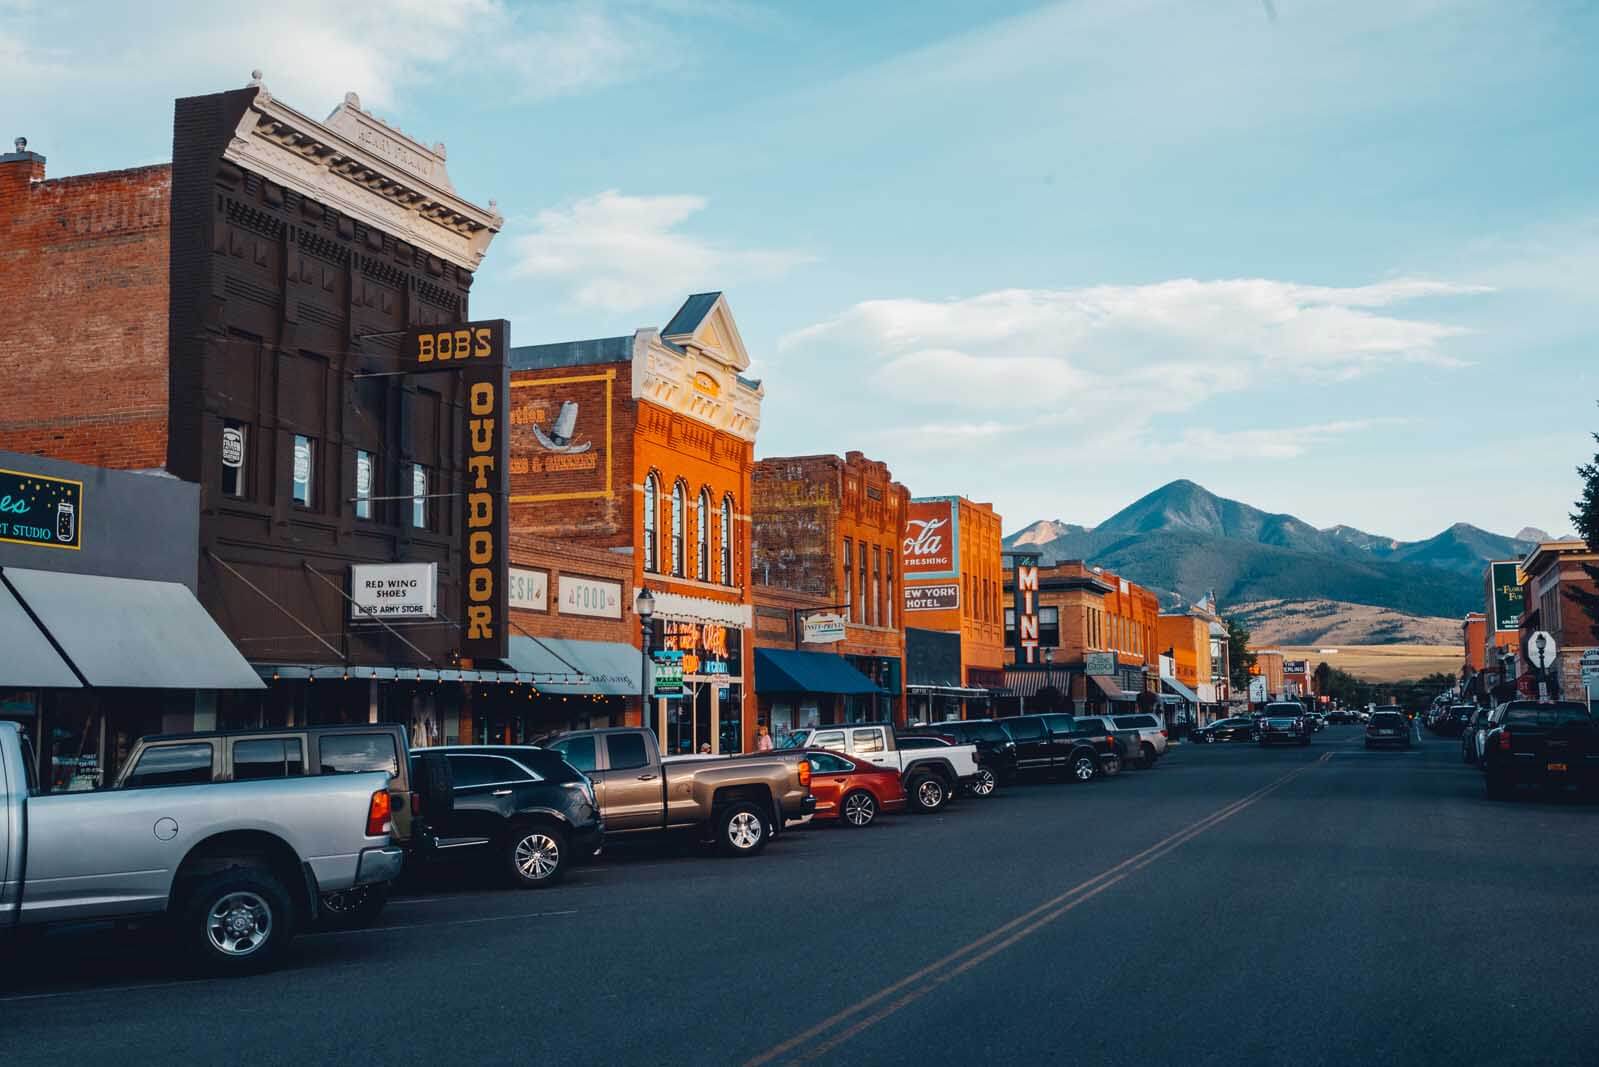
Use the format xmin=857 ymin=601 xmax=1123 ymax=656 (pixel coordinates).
xmin=1569 ymin=410 xmax=1599 ymax=641
xmin=1226 ymin=616 xmax=1257 ymax=691
xmin=1313 ymin=661 xmax=1331 ymax=696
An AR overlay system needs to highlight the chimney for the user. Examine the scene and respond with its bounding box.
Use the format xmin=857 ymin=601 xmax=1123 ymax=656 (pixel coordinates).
xmin=1 ymin=136 xmax=47 ymax=187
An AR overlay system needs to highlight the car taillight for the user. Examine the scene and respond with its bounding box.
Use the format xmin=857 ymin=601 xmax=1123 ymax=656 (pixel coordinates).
xmin=409 ymin=790 xmax=423 ymax=817
xmin=1498 ymin=730 xmax=1511 ymax=751
xmin=366 ymin=789 xmax=393 ymax=837
xmin=798 ymin=759 xmax=812 ymax=787
xmin=1159 ymin=729 xmax=1168 ymax=737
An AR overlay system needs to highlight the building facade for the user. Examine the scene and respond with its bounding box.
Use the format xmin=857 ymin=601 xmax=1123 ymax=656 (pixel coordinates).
xmin=751 ymin=451 xmax=909 ymax=724
xmin=507 ymin=292 xmax=761 ymax=753
xmin=1516 ymin=540 xmax=1599 ymax=702
xmin=902 ymin=495 xmax=1004 ymax=719
xmin=1253 ymin=649 xmax=1286 ymax=702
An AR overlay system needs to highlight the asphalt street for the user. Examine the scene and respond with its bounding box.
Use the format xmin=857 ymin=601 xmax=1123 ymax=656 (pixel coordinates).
xmin=7 ymin=724 xmax=1599 ymax=1066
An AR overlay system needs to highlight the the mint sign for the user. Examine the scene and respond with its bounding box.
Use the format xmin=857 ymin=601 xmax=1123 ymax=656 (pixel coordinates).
xmin=0 ymin=468 xmax=83 ymax=551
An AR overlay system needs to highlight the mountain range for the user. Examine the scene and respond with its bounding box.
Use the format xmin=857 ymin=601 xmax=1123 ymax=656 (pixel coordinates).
xmin=1004 ymin=480 xmax=1549 ymax=627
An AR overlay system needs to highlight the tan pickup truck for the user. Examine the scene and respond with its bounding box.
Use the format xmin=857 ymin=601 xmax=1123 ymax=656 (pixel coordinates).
xmin=540 ymin=727 xmax=815 ymax=856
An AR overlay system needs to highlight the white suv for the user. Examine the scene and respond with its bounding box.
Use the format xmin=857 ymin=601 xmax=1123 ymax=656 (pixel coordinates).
xmin=1112 ymin=713 xmax=1168 ymax=767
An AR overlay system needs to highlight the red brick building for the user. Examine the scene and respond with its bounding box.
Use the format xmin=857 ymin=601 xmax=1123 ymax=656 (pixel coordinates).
xmin=0 ymin=144 xmax=171 ymax=468
xmin=507 ymin=292 xmax=762 ymax=753
xmin=751 ymin=451 xmax=910 ymax=728
xmin=1517 ymin=540 xmax=1599 ymax=701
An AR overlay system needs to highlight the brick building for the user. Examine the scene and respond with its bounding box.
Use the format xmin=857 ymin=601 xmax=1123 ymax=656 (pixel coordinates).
xmin=751 ymin=451 xmax=909 ymax=726
xmin=1516 ymin=540 xmax=1598 ymax=702
xmin=1253 ymin=649 xmax=1286 ymax=703
xmin=902 ymin=495 xmax=1004 ymax=720
xmin=1001 ymin=560 xmax=1158 ymax=714
xmin=0 ymin=143 xmax=171 ymax=468
xmin=1156 ymin=611 xmax=1213 ymax=718
xmin=507 ymin=292 xmax=761 ymax=753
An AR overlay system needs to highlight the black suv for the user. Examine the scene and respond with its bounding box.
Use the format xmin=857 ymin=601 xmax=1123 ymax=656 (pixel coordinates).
xmin=411 ymin=745 xmax=603 ymax=888
xmin=1480 ymin=701 xmax=1597 ymax=800
xmin=996 ymin=713 xmax=1128 ymax=782
xmin=901 ymin=719 xmax=1019 ymax=784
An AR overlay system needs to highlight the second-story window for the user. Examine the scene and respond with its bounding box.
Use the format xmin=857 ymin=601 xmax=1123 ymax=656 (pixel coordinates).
xmin=220 ymin=420 xmax=248 ymax=499
xmin=410 ymin=463 xmax=430 ymax=530
xmin=697 ymin=488 xmax=710 ymax=581
xmin=859 ymin=548 xmax=869 ymax=624
xmin=291 ymin=435 xmax=315 ymax=508
xmin=671 ymin=480 xmax=685 ymax=577
xmin=355 ymin=450 xmax=375 ymax=520
xmin=720 ymin=495 xmax=733 ymax=584
xmin=871 ymin=546 xmax=881 ymax=627
xmin=643 ymin=474 xmax=658 ymax=573
xmin=885 ymin=557 xmax=894 ymax=630
xmin=843 ymin=539 xmax=852 ymax=617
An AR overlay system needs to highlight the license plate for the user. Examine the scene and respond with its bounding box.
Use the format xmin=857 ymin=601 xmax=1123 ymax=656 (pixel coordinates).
xmin=1548 ymin=762 xmax=1568 ymax=773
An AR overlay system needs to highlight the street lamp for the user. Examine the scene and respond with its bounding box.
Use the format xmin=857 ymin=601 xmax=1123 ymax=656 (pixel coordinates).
xmin=636 ymin=587 xmax=656 ymax=736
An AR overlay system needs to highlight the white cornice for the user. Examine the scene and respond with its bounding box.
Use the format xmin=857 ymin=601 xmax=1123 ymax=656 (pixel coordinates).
xmin=221 ymin=83 xmax=502 ymax=271
xmin=632 ymin=329 xmax=763 ymax=444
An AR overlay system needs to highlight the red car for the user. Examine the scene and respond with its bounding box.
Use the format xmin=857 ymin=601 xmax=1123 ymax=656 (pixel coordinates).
xmin=802 ymin=749 xmax=906 ymax=828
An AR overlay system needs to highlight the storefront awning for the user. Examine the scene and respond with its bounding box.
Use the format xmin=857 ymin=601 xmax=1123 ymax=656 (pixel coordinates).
xmin=0 ymin=577 xmax=81 ymax=687
xmin=1002 ymin=669 xmax=1075 ymax=699
xmin=505 ymin=635 xmax=642 ymax=695
xmin=1161 ymin=677 xmax=1200 ymax=703
xmin=4 ymin=567 xmax=262 ymax=689
xmin=755 ymin=648 xmax=882 ymax=696
xmin=1088 ymin=674 xmax=1137 ymax=703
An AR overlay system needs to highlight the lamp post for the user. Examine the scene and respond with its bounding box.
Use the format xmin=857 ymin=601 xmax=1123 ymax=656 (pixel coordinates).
xmin=636 ymin=587 xmax=656 ymax=736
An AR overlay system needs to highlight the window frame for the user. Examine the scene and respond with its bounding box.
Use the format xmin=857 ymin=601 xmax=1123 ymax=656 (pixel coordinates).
xmin=670 ymin=480 xmax=686 ymax=578
xmin=697 ymin=488 xmax=711 ymax=581
xmin=354 ymin=448 xmax=376 ymax=521
xmin=719 ymin=495 xmax=734 ymax=584
xmin=220 ymin=419 xmax=249 ymax=499
xmin=411 ymin=463 xmax=430 ymax=530
xmin=643 ymin=473 xmax=659 ymax=573
xmin=291 ymin=433 xmax=316 ymax=509
xmin=122 ymin=742 xmax=217 ymax=789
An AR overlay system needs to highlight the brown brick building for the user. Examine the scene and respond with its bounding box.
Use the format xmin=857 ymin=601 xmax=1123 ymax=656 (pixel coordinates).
xmin=751 ymin=451 xmax=910 ymax=728
xmin=1517 ymin=540 xmax=1599 ymax=702
xmin=507 ymin=293 xmax=762 ymax=753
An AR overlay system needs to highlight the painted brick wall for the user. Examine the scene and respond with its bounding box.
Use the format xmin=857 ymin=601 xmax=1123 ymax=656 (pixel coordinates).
xmin=0 ymin=155 xmax=171 ymax=468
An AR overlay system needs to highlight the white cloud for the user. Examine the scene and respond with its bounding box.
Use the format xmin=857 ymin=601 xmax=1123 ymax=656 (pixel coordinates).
xmin=1139 ymin=419 xmax=1403 ymax=463
xmin=782 ymin=278 xmax=1485 ymax=413
xmin=508 ymin=189 xmax=812 ymax=311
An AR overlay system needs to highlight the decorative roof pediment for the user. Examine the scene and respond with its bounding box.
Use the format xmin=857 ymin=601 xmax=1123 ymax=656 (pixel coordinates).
xmin=221 ymin=77 xmax=502 ymax=271
xmin=662 ymin=292 xmax=750 ymax=372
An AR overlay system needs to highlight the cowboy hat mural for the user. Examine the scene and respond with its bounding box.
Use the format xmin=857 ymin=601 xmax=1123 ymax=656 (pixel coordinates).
xmin=532 ymin=400 xmax=592 ymax=454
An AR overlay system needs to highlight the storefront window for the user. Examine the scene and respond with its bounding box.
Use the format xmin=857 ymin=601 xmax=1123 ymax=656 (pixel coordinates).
xmin=719 ymin=684 xmax=742 ymax=754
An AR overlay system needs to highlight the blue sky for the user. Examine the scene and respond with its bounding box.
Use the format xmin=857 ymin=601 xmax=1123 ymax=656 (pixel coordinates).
xmin=7 ymin=0 xmax=1597 ymax=541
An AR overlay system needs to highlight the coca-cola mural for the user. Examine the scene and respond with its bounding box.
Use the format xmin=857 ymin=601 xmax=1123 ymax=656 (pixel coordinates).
xmin=901 ymin=497 xmax=960 ymax=581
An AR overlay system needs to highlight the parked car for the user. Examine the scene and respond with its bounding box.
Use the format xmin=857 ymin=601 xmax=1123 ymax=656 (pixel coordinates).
xmin=779 ymin=723 xmax=984 ymax=812
xmin=407 ymin=746 xmax=602 ymax=888
xmin=798 ymin=750 xmax=907 ymax=827
xmin=541 ymin=727 xmax=814 ymax=856
xmin=0 ymin=720 xmax=403 ymax=974
xmin=1472 ymin=704 xmax=1509 ymax=771
xmin=1304 ymin=712 xmax=1327 ymax=733
xmin=996 ymin=714 xmax=1129 ymax=781
xmin=1364 ymin=710 xmax=1412 ymax=749
xmin=1435 ymin=705 xmax=1475 ymax=738
xmin=1325 ymin=710 xmax=1355 ymax=725
xmin=1112 ymin=713 xmax=1168 ymax=767
xmin=895 ymin=735 xmax=998 ymax=799
xmin=112 ymin=723 xmax=413 ymax=927
xmin=1480 ymin=701 xmax=1598 ymax=800
xmin=1193 ymin=717 xmax=1259 ymax=743
xmin=1070 ymin=715 xmax=1145 ymax=770
xmin=1461 ymin=706 xmax=1495 ymax=765
xmin=1256 ymin=703 xmax=1311 ymax=746
xmin=900 ymin=719 xmax=1018 ymax=788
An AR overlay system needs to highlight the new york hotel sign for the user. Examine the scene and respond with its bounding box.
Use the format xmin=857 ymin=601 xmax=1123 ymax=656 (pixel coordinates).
xmin=404 ymin=321 xmax=509 ymax=660
xmin=0 ymin=468 xmax=83 ymax=551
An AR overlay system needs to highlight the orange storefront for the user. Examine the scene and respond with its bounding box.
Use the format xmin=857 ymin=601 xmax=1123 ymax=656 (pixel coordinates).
xmin=902 ymin=495 xmax=1004 ymax=720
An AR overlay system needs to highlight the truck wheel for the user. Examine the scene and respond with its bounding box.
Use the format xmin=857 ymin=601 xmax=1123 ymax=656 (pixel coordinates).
xmin=318 ymin=884 xmax=390 ymax=929
xmin=968 ymin=767 xmax=997 ymax=797
xmin=841 ymin=790 xmax=878 ymax=828
xmin=717 ymin=802 xmax=769 ymax=855
xmin=182 ymin=865 xmax=295 ymax=974
xmin=908 ymin=773 xmax=947 ymax=813
xmin=1070 ymin=753 xmax=1098 ymax=783
xmin=505 ymin=823 xmax=567 ymax=887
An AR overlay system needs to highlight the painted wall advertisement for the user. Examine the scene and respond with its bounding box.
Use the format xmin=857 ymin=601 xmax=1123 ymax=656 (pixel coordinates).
xmin=509 ymin=370 xmax=615 ymax=503
xmin=901 ymin=496 xmax=960 ymax=581
xmin=1490 ymin=561 xmax=1524 ymax=633
xmin=0 ymin=467 xmax=83 ymax=551
xmin=904 ymin=583 xmax=959 ymax=612
xmin=349 ymin=562 xmax=437 ymax=619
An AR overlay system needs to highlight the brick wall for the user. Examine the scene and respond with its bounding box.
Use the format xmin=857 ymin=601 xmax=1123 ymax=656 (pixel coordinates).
xmin=0 ymin=154 xmax=171 ymax=468
xmin=507 ymin=531 xmax=635 ymax=645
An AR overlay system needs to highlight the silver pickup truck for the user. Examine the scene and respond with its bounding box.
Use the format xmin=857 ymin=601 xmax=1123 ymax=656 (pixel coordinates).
xmin=0 ymin=721 xmax=404 ymax=974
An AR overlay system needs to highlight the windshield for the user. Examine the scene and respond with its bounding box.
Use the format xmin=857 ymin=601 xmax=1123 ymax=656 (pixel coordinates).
xmin=967 ymin=723 xmax=1011 ymax=743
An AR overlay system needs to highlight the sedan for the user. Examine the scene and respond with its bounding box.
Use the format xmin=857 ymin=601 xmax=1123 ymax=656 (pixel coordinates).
xmin=801 ymin=749 xmax=906 ymax=828
xmin=1193 ymin=717 xmax=1258 ymax=743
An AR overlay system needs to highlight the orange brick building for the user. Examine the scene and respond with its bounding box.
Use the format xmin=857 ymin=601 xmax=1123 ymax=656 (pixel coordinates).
xmin=902 ymin=496 xmax=1004 ymax=719
xmin=1462 ymin=612 xmax=1488 ymax=673
xmin=751 ymin=451 xmax=910 ymax=727
xmin=0 ymin=145 xmax=171 ymax=468
xmin=507 ymin=293 xmax=761 ymax=753
xmin=1253 ymin=649 xmax=1286 ymax=702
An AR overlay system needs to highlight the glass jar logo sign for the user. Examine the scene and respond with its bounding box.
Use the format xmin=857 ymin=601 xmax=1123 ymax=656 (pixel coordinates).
xmin=221 ymin=427 xmax=245 ymax=469
xmin=0 ymin=468 xmax=83 ymax=551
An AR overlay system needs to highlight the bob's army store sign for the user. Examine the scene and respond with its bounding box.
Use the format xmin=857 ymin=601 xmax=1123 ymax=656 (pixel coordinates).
xmin=350 ymin=563 xmax=438 ymax=619
xmin=0 ymin=468 xmax=82 ymax=551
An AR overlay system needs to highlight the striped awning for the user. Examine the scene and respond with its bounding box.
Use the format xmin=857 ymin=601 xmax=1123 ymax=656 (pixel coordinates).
xmin=1002 ymin=669 xmax=1075 ymax=699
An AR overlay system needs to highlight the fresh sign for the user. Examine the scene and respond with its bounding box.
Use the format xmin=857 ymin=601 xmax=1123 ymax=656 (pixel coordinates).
xmin=508 ymin=568 xmax=548 ymax=611
xmin=0 ymin=467 xmax=83 ymax=551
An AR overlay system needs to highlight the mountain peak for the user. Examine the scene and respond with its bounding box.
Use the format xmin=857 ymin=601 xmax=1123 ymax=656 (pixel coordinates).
xmin=1516 ymin=527 xmax=1550 ymax=543
xmin=1008 ymin=519 xmax=1089 ymax=546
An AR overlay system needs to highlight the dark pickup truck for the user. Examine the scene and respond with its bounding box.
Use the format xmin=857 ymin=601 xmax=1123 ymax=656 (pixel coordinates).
xmin=1480 ymin=700 xmax=1598 ymax=800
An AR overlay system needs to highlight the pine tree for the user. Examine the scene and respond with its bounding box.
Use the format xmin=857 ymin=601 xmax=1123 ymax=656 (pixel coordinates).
xmin=1226 ymin=616 xmax=1256 ymax=691
xmin=1569 ymin=412 xmax=1599 ymax=641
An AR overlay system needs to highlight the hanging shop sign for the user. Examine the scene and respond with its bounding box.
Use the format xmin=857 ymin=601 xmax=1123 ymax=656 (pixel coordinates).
xmin=403 ymin=319 xmax=510 ymax=660
xmin=559 ymin=575 xmax=622 ymax=619
xmin=0 ymin=467 xmax=83 ymax=551
xmin=1490 ymin=561 xmax=1524 ymax=633
xmin=508 ymin=568 xmax=548 ymax=612
xmin=902 ymin=497 xmax=960 ymax=581
xmin=652 ymin=649 xmax=684 ymax=698
xmin=802 ymin=612 xmax=847 ymax=645
xmin=350 ymin=562 xmax=438 ymax=620
xmin=1085 ymin=651 xmax=1118 ymax=677
xmin=904 ymin=583 xmax=959 ymax=612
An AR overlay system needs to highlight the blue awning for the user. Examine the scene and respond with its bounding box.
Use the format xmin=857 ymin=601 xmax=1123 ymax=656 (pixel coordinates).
xmin=1161 ymin=677 xmax=1200 ymax=703
xmin=755 ymin=648 xmax=882 ymax=696
xmin=505 ymin=635 xmax=641 ymax=695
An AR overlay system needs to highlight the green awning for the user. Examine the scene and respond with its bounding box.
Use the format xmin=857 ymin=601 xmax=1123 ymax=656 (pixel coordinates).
xmin=505 ymin=635 xmax=642 ymax=695
xmin=755 ymin=648 xmax=882 ymax=696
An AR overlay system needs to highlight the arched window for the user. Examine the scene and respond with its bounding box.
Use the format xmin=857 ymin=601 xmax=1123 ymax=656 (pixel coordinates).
xmin=720 ymin=495 xmax=734 ymax=585
xmin=642 ymin=474 xmax=658 ymax=573
xmin=696 ymin=489 xmax=711 ymax=581
xmin=671 ymin=480 xmax=686 ymax=577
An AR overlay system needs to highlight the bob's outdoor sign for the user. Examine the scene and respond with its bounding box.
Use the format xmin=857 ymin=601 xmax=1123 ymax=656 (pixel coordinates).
xmin=403 ymin=319 xmax=510 ymax=661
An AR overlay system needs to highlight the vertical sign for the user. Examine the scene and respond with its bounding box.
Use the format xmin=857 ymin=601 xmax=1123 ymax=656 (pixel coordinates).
xmin=404 ymin=320 xmax=511 ymax=661
xmin=1013 ymin=557 xmax=1040 ymax=665
xmin=1490 ymin=561 xmax=1523 ymax=633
